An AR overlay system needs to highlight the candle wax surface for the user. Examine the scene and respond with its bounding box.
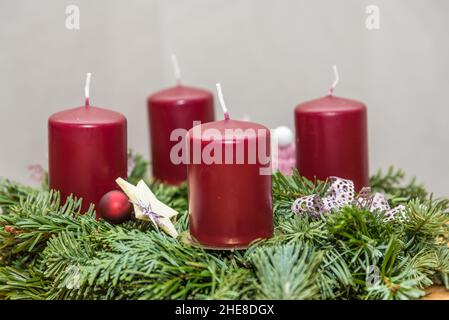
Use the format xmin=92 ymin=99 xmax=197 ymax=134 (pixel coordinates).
xmin=49 ymin=105 xmax=126 ymax=124
xmin=187 ymin=118 xmax=273 ymax=249
xmin=148 ymin=85 xmax=214 ymax=185
xmin=190 ymin=119 xmax=269 ymax=139
xmin=48 ymin=106 xmax=127 ymax=215
xmin=295 ymin=95 xmax=369 ymax=191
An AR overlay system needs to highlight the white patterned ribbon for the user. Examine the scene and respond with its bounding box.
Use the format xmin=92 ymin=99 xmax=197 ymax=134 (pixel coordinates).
xmin=291 ymin=177 xmax=407 ymax=221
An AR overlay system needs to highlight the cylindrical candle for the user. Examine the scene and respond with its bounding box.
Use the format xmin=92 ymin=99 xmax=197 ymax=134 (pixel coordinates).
xmin=148 ymin=86 xmax=214 ymax=185
xmin=148 ymin=57 xmax=214 ymax=185
xmin=187 ymin=84 xmax=273 ymax=249
xmin=294 ymin=94 xmax=369 ymax=191
xmin=48 ymin=76 xmax=127 ymax=216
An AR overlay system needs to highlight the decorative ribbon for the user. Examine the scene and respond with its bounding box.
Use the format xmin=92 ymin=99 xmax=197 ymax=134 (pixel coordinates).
xmin=291 ymin=177 xmax=407 ymax=221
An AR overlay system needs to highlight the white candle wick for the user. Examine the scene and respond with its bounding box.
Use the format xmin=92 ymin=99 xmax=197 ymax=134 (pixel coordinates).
xmin=216 ymin=83 xmax=230 ymax=120
xmin=328 ymin=65 xmax=339 ymax=96
xmin=171 ymin=54 xmax=181 ymax=86
xmin=84 ymin=72 xmax=92 ymax=106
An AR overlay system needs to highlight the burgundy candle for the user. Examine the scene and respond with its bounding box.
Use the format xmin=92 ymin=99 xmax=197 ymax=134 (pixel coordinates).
xmin=48 ymin=73 xmax=127 ymax=215
xmin=147 ymin=55 xmax=214 ymax=185
xmin=294 ymin=66 xmax=369 ymax=191
xmin=187 ymin=84 xmax=273 ymax=249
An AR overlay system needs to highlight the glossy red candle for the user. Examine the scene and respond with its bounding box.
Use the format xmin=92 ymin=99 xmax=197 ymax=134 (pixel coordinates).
xmin=48 ymin=104 xmax=127 ymax=215
xmin=187 ymin=119 xmax=273 ymax=249
xmin=294 ymin=95 xmax=369 ymax=191
xmin=147 ymin=85 xmax=214 ymax=185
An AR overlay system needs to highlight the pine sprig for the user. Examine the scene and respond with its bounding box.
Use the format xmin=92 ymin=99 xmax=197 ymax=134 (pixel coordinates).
xmin=370 ymin=166 xmax=427 ymax=203
xmin=0 ymin=161 xmax=448 ymax=300
xmin=248 ymin=243 xmax=321 ymax=299
xmin=0 ymin=265 xmax=49 ymax=300
xmin=403 ymin=198 xmax=449 ymax=240
xmin=272 ymin=171 xmax=328 ymax=215
xmin=127 ymin=150 xmax=149 ymax=185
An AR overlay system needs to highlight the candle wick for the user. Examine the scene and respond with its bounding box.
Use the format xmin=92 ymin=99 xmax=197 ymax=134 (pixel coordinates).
xmin=84 ymin=72 xmax=92 ymax=107
xmin=328 ymin=65 xmax=339 ymax=96
xmin=216 ymin=83 xmax=230 ymax=120
xmin=171 ymin=54 xmax=182 ymax=86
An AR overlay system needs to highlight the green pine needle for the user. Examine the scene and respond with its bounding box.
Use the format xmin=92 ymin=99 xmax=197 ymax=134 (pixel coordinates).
xmin=0 ymin=158 xmax=448 ymax=300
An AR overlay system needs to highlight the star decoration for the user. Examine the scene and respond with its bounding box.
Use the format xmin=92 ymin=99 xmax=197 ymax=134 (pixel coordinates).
xmin=116 ymin=178 xmax=178 ymax=238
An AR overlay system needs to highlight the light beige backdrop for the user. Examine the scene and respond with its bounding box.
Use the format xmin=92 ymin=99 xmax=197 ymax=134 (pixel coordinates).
xmin=1 ymin=0 xmax=448 ymax=195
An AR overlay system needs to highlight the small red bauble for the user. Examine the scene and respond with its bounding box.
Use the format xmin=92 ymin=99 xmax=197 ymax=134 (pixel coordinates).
xmin=98 ymin=190 xmax=133 ymax=224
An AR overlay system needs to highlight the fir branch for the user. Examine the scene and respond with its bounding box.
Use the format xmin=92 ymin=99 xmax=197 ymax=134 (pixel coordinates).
xmin=202 ymin=268 xmax=255 ymax=300
xmin=128 ymin=150 xmax=149 ymax=185
xmin=248 ymin=243 xmax=321 ymax=300
xmin=317 ymin=249 xmax=354 ymax=299
xmin=272 ymin=171 xmax=327 ymax=216
xmin=365 ymin=239 xmax=428 ymax=300
xmin=326 ymin=206 xmax=392 ymax=264
xmin=434 ymin=247 xmax=449 ymax=289
xmin=1 ymin=164 xmax=449 ymax=300
xmin=268 ymin=215 xmax=329 ymax=246
xmin=0 ymin=178 xmax=36 ymax=207
xmin=403 ymin=198 xmax=449 ymax=243
xmin=40 ymin=228 xmax=241 ymax=300
xmin=0 ymin=265 xmax=49 ymax=300
xmin=370 ymin=166 xmax=427 ymax=203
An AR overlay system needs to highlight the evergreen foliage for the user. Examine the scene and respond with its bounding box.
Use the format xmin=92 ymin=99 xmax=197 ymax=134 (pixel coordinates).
xmin=0 ymin=157 xmax=448 ymax=300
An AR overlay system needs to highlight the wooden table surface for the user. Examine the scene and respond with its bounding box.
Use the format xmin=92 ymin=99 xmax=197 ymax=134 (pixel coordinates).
xmin=423 ymin=286 xmax=449 ymax=300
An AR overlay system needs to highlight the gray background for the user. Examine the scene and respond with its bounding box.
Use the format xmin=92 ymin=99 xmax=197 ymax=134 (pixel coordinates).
xmin=1 ymin=0 xmax=448 ymax=195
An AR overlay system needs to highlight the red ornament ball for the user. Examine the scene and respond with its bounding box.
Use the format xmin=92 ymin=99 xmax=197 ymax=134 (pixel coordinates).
xmin=98 ymin=190 xmax=133 ymax=224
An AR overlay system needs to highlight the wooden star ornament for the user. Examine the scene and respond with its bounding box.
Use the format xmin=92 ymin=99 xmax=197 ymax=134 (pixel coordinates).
xmin=116 ymin=178 xmax=179 ymax=238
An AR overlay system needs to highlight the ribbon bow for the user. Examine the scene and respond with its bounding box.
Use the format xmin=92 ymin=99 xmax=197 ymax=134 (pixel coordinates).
xmin=291 ymin=177 xmax=406 ymax=222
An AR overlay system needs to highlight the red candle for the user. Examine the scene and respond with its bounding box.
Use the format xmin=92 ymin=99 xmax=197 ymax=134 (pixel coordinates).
xmin=147 ymin=56 xmax=214 ymax=185
xmin=187 ymin=84 xmax=273 ymax=249
xmin=294 ymin=66 xmax=369 ymax=191
xmin=48 ymin=73 xmax=127 ymax=215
